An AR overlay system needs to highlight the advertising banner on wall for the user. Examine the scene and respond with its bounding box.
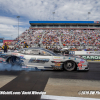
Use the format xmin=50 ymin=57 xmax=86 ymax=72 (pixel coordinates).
xmin=3 ymin=40 xmax=13 ymax=45
xmin=75 ymin=51 xmax=100 ymax=55
xmin=80 ymin=55 xmax=100 ymax=61
xmin=71 ymin=51 xmax=100 ymax=61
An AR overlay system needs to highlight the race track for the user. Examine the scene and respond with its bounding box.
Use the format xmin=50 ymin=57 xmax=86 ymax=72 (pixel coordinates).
xmin=49 ymin=62 xmax=100 ymax=81
xmin=0 ymin=62 xmax=100 ymax=100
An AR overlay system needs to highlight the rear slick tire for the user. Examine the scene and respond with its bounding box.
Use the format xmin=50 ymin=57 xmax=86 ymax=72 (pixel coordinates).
xmin=8 ymin=56 xmax=21 ymax=66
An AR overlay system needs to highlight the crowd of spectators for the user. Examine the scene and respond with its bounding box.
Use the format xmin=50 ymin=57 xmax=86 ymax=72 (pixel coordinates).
xmin=11 ymin=29 xmax=43 ymax=47
xmin=61 ymin=29 xmax=100 ymax=46
xmin=42 ymin=30 xmax=60 ymax=46
xmin=10 ymin=29 xmax=100 ymax=51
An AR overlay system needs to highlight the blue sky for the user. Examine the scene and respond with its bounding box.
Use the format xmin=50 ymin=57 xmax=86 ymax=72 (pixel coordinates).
xmin=0 ymin=0 xmax=100 ymax=40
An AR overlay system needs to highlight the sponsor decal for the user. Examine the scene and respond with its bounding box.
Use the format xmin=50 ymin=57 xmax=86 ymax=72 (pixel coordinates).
xmin=69 ymin=57 xmax=70 ymax=59
xmin=82 ymin=55 xmax=100 ymax=60
xmin=78 ymin=63 xmax=82 ymax=67
xmin=53 ymin=59 xmax=62 ymax=60
xmin=55 ymin=63 xmax=61 ymax=67
xmin=0 ymin=58 xmax=5 ymax=62
xmin=80 ymin=59 xmax=85 ymax=63
xmin=37 ymin=58 xmax=49 ymax=63
xmin=94 ymin=21 xmax=100 ymax=23
xmin=29 ymin=58 xmax=36 ymax=63
xmin=54 ymin=56 xmax=61 ymax=58
xmin=20 ymin=55 xmax=25 ymax=59
xmin=3 ymin=59 xmax=5 ymax=62
xmin=22 ymin=66 xmax=28 ymax=68
xmin=29 ymin=58 xmax=49 ymax=63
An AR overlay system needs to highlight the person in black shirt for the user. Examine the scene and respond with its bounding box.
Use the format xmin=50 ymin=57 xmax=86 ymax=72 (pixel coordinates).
xmin=38 ymin=43 xmax=40 ymax=47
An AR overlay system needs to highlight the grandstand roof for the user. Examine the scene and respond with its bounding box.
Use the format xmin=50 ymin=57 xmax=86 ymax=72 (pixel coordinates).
xmin=30 ymin=21 xmax=100 ymax=24
xmin=29 ymin=21 xmax=100 ymax=26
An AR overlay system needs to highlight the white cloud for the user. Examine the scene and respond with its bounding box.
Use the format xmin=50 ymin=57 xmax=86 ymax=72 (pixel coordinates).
xmin=0 ymin=24 xmax=27 ymax=40
xmin=0 ymin=0 xmax=100 ymax=40
xmin=0 ymin=0 xmax=100 ymax=21
xmin=0 ymin=16 xmax=26 ymax=25
xmin=0 ymin=16 xmax=28 ymax=40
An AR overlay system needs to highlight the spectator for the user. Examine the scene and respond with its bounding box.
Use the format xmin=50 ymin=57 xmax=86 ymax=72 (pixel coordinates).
xmin=38 ymin=42 xmax=41 ymax=47
xmin=45 ymin=46 xmax=48 ymax=49
xmin=2 ymin=43 xmax=9 ymax=53
xmin=23 ymin=43 xmax=28 ymax=48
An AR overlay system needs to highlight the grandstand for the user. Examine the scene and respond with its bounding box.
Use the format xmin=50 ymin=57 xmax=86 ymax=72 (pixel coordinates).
xmin=12 ymin=21 xmax=100 ymax=50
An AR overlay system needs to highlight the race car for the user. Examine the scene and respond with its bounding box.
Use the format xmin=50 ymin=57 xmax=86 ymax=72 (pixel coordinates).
xmin=0 ymin=47 xmax=89 ymax=71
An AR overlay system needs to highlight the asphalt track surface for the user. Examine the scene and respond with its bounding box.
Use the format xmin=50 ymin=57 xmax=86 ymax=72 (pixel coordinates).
xmin=0 ymin=62 xmax=100 ymax=100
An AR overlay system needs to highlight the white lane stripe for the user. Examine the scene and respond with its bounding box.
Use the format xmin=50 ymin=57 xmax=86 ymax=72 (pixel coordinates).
xmin=41 ymin=95 xmax=99 ymax=100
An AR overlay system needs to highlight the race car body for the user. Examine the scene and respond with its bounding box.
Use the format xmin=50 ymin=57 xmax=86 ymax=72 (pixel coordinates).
xmin=0 ymin=47 xmax=89 ymax=71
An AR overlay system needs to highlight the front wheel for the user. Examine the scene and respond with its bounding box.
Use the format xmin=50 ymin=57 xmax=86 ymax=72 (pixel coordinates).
xmin=64 ymin=61 xmax=76 ymax=71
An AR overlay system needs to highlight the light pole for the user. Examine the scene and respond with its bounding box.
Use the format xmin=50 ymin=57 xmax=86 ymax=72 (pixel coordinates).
xmin=17 ymin=16 xmax=20 ymax=42
xmin=88 ymin=12 xmax=90 ymax=21
xmin=53 ymin=12 xmax=55 ymax=21
xmin=52 ymin=12 xmax=55 ymax=28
